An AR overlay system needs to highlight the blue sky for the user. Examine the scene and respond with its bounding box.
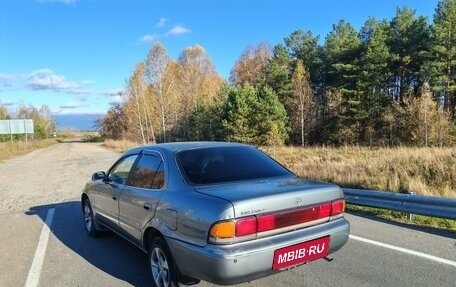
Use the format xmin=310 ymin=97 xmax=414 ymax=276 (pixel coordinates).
xmin=0 ymin=0 xmax=439 ymax=118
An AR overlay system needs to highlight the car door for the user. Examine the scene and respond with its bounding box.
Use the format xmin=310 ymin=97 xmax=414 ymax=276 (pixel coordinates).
xmin=118 ymin=151 xmax=165 ymax=242
xmin=93 ymin=154 xmax=138 ymax=229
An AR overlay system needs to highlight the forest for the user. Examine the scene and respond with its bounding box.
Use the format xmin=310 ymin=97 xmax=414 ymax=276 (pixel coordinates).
xmin=96 ymin=1 xmax=456 ymax=147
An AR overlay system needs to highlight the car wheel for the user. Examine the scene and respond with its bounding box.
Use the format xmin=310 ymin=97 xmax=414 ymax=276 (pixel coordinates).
xmin=148 ymin=237 xmax=179 ymax=287
xmin=83 ymin=199 xmax=99 ymax=237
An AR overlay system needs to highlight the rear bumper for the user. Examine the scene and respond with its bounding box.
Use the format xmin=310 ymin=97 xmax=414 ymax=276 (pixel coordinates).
xmin=167 ymin=217 xmax=350 ymax=285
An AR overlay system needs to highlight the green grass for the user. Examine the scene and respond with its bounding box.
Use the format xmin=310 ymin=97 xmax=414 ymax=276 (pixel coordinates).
xmin=347 ymin=205 xmax=456 ymax=231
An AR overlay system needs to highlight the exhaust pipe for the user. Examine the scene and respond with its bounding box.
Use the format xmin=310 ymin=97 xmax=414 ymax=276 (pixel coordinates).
xmin=324 ymin=256 xmax=334 ymax=262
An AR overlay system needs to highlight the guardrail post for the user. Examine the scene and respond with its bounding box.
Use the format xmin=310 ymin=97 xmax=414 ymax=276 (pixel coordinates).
xmin=408 ymin=192 xmax=415 ymax=221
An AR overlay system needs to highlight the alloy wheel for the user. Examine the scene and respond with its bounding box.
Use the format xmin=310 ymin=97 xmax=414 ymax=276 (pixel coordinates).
xmin=150 ymin=246 xmax=170 ymax=287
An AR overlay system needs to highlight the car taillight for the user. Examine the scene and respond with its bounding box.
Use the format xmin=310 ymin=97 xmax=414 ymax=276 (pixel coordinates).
xmin=236 ymin=216 xmax=257 ymax=236
xmin=319 ymin=203 xmax=332 ymax=218
xmin=331 ymin=199 xmax=345 ymax=218
xmin=209 ymin=221 xmax=235 ymax=238
xmin=209 ymin=199 xmax=345 ymax=244
xmin=257 ymin=214 xmax=275 ymax=232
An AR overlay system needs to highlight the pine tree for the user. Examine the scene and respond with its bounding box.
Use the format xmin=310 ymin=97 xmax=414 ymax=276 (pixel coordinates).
xmin=322 ymin=20 xmax=363 ymax=144
xmin=265 ymin=44 xmax=293 ymax=104
xmin=284 ymin=30 xmax=323 ymax=93
xmin=254 ymin=85 xmax=289 ymax=145
xmin=222 ymin=84 xmax=288 ymax=145
xmin=388 ymin=7 xmax=430 ymax=102
xmin=222 ymin=85 xmax=258 ymax=144
xmin=428 ymin=0 xmax=456 ymax=119
xmin=358 ymin=18 xmax=392 ymax=145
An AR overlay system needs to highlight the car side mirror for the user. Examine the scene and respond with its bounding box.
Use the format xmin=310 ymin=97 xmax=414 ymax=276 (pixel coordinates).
xmin=92 ymin=171 xmax=106 ymax=181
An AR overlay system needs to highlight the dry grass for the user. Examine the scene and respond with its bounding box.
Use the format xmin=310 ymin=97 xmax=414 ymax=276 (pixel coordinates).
xmin=0 ymin=139 xmax=58 ymax=162
xmin=102 ymin=139 xmax=138 ymax=153
xmin=262 ymin=146 xmax=456 ymax=198
xmin=99 ymin=140 xmax=456 ymax=198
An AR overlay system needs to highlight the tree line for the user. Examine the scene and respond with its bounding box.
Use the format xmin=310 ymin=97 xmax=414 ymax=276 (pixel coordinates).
xmin=98 ymin=1 xmax=456 ymax=147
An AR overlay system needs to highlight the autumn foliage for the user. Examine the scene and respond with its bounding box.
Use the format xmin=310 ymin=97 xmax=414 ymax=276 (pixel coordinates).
xmin=97 ymin=1 xmax=456 ymax=147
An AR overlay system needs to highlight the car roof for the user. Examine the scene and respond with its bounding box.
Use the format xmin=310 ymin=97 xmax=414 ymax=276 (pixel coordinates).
xmin=122 ymin=141 xmax=252 ymax=156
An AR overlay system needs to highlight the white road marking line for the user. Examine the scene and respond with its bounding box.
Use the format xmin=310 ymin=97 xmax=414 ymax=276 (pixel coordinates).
xmin=24 ymin=208 xmax=55 ymax=287
xmin=349 ymin=234 xmax=456 ymax=268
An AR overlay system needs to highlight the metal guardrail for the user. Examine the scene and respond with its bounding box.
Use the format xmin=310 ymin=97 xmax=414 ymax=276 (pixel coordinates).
xmin=343 ymin=188 xmax=456 ymax=220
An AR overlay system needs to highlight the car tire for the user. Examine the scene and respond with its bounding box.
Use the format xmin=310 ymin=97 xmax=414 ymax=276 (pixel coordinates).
xmin=83 ymin=199 xmax=99 ymax=237
xmin=148 ymin=236 xmax=180 ymax=287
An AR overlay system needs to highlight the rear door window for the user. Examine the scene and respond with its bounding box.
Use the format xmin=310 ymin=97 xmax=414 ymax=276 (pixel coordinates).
xmin=129 ymin=154 xmax=164 ymax=189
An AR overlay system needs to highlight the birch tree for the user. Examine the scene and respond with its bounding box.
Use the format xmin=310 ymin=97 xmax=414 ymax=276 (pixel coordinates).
xmin=291 ymin=60 xmax=315 ymax=146
xmin=177 ymin=45 xmax=223 ymax=137
xmin=124 ymin=62 xmax=155 ymax=144
xmin=144 ymin=43 xmax=174 ymax=142
xmin=230 ymin=43 xmax=272 ymax=87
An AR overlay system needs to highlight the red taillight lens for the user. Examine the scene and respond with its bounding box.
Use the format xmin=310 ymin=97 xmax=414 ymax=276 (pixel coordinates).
xmin=319 ymin=203 xmax=332 ymax=218
xmin=257 ymin=203 xmax=331 ymax=233
xmin=331 ymin=199 xmax=345 ymax=216
xmin=210 ymin=199 xmax=345 ymax=244
xmin=235 ymin=216 xmax=257 ymax=236
xmin=257 ymin=214 xmax=275 ymax=232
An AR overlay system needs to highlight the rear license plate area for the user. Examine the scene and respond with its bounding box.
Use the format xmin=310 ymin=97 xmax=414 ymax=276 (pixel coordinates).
xmin=272 ymin=236 xmax=330 ymax=270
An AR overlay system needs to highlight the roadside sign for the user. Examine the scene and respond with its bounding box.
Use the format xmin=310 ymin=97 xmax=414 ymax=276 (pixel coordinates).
xmin=0 ymin=119 xmax=34 ymax=135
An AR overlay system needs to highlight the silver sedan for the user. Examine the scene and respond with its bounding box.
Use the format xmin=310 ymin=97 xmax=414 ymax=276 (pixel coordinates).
xmin=81 ymin=142 xmax=350 ymax=287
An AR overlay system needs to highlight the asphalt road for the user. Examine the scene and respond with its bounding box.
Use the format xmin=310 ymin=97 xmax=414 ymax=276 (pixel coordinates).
xmin=0 ymin=142 xmax=455 ymax=287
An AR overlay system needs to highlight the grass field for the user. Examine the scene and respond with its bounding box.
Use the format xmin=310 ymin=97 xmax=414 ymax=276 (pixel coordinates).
xmin=3 ymin=138 xmax=453 ymax=229
xmin=103 ymin=140 xmax=456 ymax=199
xmin=261 ymin=146 xmax=456 ymax=230
xmin=102 ymin=140 xmax=456 ymax=230
xmin=0 ymin=139 xmax=58 ymax=162
xmin=263 ymin=146 xmax=456 ymax=199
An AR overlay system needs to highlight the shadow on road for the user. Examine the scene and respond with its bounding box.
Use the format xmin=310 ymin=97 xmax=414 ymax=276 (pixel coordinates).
xmin=26 ymin=201 xmax=153 ymax=287
xmin=58 ymin=139 xmax=84 ymax=143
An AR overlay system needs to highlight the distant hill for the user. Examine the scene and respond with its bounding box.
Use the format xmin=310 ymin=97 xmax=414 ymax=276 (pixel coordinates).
xmin=53 ymin=113 xmax=104 ymax=131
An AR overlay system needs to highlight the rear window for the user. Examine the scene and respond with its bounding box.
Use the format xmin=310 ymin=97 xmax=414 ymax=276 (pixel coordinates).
xmin=176 ymin=146 xmax=292 ymax=185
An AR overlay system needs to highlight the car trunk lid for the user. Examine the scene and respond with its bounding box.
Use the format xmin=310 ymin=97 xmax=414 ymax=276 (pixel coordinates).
xmin=194 ymin=176 xmax=344 ymax=218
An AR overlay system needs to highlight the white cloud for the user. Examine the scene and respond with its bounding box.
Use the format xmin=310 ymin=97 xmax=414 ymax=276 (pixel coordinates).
xmin=77 ymin=96 xmax=88 ymax=102
xmin=139 ymin=20 xmax=191 ymax=45
xmin=139 ymin=34 xmax=157 ymax=43
xmin=155 ymin=17 xmax=168 ymax=28
xmin=26 ymin=69 xmax=91 ymax=91
xmin=166 ymin=25 xmax=191 ymax=36
xmin=0 ymin=74 xmax=16 ymax=91
xmin=101 ymin=88 xmax=123 ymax=97
xmin=0 ymin=74 xmax=15 ymax=84
xmin=0 ymin=99 xmax=14 ymax=107
xmin=80 ymin=80 xmax=95 ymax=86
xmin=67 ymin=89 xmax=94 ymax=95
xmin=59 ymin=101 xmax=79 ymax=109
xmin=109 ymin=94 xmax=123 ymax=106
xmin=37 ymin=0 xmax=77 ymax=4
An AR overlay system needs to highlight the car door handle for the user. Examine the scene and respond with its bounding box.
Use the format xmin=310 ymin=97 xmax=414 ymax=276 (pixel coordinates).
xmin=143 ymin=203 xmax=152 ymax=210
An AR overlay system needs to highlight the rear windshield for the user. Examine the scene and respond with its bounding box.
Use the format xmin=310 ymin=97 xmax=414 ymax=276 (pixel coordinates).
xmin=176 ymin=146 xmax=292 ymax=185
